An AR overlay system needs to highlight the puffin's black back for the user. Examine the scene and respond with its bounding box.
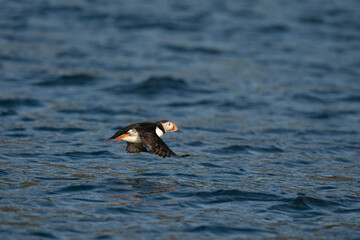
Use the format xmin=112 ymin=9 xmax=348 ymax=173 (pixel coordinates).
xmin=107 ymin=121 xmax=159 ymax=140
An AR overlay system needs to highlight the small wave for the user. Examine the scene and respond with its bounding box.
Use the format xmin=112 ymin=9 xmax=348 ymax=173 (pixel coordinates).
xmin=39 ymin=4 xmax=83 ymax=14
xmin=56 ymin=48 xmax=87 ymax=59
xmin=57 ymin=107 xmax=147 ymax=117
xmin=315 ymin=186 xmax=337 ymax=191
xmin=263 ymin=128 xmax=298 ymax=135
xmin=57 ymin=107 xmax=118 ymax=115
xmin=292 ymin=93 xmax=329 ymax=104
xmin=187 ymin=225 xmax=275 ymax=237
xmin=59 ymin=151 xmax=116 ymax=158
xmin=136 ymin=172 xmax=170 ymax=177
xmin=183 ymin=126 xmax=228 ymax=133
xmin=0 ymin=169 xmax=9 ymax=176
xmin=35 ymin=177 xmax=81 ymax=181
xmin=115 ymin=14 xmax=204 ymax=32
xmin=196 ymin=189 xmax=279 ymax=202
xmin=30 ymin=231 xmax=56 ymax=239
xmin=105 ymin=187 xmax=131 ymax=194
xmin=33 ymin=126 xmax=85 ymax=133
xmin=0 ymin=98 xmax=42 ymax=108
xmin=228 ymin=9 xmax=263 ymax=19
xmin=102 ymin=178 xmax=128 ymax=186
xmin=210 ymin=145 xmax=284 ymax=155
xmin=121 ymin=76 xmax=186 ymax=92
xmin=106 ymin=76 xmax=213 ymax=97
xmin=4 ymin=153 xmax=43 ymax=159
xmin=219 ymin=100 xmax=269 ymax=111
xmin=257 ymin=23 xmax=290 ymax=33
xmin=166 ymin=99 xmax=215 ymax=108
xmin=296 ymin=110 xmax=357 ymax=120
xmin=51 ymin=184 xmax=98 ymax=194
xmin=341 ymin=95 xmax=360 ymax=102
xmin=169 ymin=189 xmax=279 ymax=203
xmin=8 ymin=127 xmax=26 ymax=131
xmin=0 ymin=109 xmax=17 ymax=116
xmin=71 ymin=198 xmax=106 ymax=203
xmin=175 ymin=173 xmax=198 ymax=178
xmin=103 ymin=207 xmax=149 ymax=215
xmin=35 ymin=73 xmax=97 ymax=87
xmin=299 ymin=129 xmax=357 ymax=136
xmin=0 ymin=19 xmax=28 ymax=31
xmin=269 ymin=195 xmax=343 ymax=214
xmin=335 ymin=208 xmax=360 ymax=215
xmin=299 ymin=15 xmax=324 ymax=24
xmin=200 ymin=162 xmax=223 ymax=168
xmin=184 ymin=141 xmax=205 ymax=147
xmin=164 ymin=44 xmax=223 ymax=55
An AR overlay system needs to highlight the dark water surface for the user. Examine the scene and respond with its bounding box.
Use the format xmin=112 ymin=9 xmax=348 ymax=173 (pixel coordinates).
xmin=1 ymin=0 xmax=360 ymax=239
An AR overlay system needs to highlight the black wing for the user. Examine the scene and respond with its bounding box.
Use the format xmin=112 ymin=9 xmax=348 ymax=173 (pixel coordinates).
xmin=104 ymin=126 xmax=132 ymax=142
xmin=104 ymin=122 xmax=154 ymax=142
xmin=126 ymin=142 xmax=148 ymax=153
xmin=138 ymin=130 xmax=177 ymax=158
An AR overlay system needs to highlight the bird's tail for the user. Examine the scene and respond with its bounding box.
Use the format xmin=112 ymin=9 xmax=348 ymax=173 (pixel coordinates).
xmin=104 ymin=138 xmax=113 ymax=143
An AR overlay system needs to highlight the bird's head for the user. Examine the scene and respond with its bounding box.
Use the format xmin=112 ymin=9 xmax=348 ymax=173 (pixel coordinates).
xmin=157 ymin=120 xmax=178 ymax=133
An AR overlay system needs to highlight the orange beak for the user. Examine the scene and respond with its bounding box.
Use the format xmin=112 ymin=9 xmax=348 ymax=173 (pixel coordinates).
xmin=171 ymin=123 xmax=178 ymax=132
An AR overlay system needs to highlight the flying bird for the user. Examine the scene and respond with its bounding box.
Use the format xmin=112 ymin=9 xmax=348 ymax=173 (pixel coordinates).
xmin=104 ymin=120 xmax=189 ymax=158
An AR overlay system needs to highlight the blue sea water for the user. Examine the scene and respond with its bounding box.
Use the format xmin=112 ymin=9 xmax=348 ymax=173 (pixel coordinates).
xmin=1 ymin=0 xmax=360 ymax=239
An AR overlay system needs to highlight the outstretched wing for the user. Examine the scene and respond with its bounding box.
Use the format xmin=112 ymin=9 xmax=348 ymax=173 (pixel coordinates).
xmin=104 ymin=128 xmax=129 ymax=142
xmin=104 ymin=122 xmax=154 ymax=143
xmin=126 ymin=142 xmax=148 ymax=153
xmin=138 ymin=130 xmax=177 ymax=158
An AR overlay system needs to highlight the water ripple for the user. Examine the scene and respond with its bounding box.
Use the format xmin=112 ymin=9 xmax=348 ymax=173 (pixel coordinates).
xmin=0 ymin=98 xmax=43 ymax=108
xmin=58 ymin=151 xmax=116 ymax=158
xmin=103 ymin=207 xmax=150 ymax=215
xmin=169 ymin=189 xmax=280 ymax=203
xmin=106 ymin=76 xmax=214 ymax=97
xmin=35 ymin=73 xmax=98 ymax=87
xmin=210 ymin=145 xmax=284 ymax=155
xmin=187 ymin=225 xmax=275 ymax=237
xmin=33 ymin=127 xmax=86 ymax=133
xmin=268 ymin=195 xmax=352 ymax=217
xmin=50 ymin=184 xmax=98 ymax=194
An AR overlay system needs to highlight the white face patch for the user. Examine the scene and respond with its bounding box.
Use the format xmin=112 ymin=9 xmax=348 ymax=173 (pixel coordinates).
xmin=161 ymin=121 xmax=173 ymax=132
xmin=156 ymin=127 xmax=164 ymax=137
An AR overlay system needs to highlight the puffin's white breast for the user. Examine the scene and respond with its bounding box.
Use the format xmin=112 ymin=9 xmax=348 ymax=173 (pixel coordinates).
xmin=156 ymin=127 xmax=164 ymax=137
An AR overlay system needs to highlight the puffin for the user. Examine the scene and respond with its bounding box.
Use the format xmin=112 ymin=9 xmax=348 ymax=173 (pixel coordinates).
xmin=104 ymin=120 xmax=189 ymax=158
